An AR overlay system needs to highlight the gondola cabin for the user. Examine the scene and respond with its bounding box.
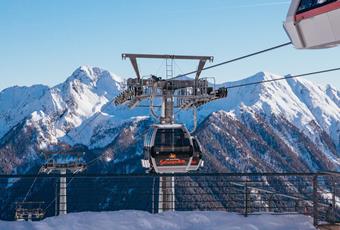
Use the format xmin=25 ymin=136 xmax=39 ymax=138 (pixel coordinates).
xmin=142 ymin=124 xmax=203 ymax=173
xmin=284 ymin=0 xmax=340 ymax=49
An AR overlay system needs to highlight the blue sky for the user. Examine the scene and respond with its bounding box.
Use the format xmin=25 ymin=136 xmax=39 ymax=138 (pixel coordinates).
xmin=0 ymin=0 xmax=339 ymax=90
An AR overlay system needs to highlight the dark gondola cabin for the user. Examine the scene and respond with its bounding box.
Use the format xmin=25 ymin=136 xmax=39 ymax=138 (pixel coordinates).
xmin=142 ymin=124 xmax=203 ymax=173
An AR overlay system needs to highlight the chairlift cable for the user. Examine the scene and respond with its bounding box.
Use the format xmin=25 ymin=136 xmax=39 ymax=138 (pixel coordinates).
xmin=171 ymin=42 xmax=292 ymax=80
xmin=227 ymin=67 xmax=340 ymax=89
xmin=22 ymin=172 xmax=39 ymax=203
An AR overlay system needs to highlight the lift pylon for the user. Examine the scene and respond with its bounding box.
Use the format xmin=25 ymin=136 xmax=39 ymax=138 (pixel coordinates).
xmin=40 ymin=144 xmax=87 ymax=216
xmin=115 ymin=53 xmax=228 ymax=213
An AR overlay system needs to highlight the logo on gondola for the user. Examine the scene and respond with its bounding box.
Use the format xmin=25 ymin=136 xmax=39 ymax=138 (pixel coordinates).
xmin=159 ymin=159 xmax=186 ymax=166
xmin=169 ymin=153 xmax=177 ymax=159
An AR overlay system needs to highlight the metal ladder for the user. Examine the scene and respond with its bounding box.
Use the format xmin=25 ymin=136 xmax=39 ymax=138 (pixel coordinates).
xmin=165 ymin=58 xmax=174 ymax=79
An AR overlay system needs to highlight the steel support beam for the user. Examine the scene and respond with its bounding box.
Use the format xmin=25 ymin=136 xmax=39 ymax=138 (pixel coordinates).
xmin=122 ymin=53 xmax=213 ymax=61
xmin=158 ymin=176 xmax=175 ymax=212
xmin=195 ymin=59 xmax=207 ymax=80
xmin=122 ymin=53 xmax=213 ymax=82
xmin=59 ymin=169 xmax=67 ymax=215
xmin=128 ymin=57 xmax=141 ymax=80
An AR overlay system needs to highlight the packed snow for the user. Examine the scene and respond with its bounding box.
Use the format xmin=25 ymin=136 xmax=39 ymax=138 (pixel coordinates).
xmin=0 ymin=211 xmax=316 ymax=230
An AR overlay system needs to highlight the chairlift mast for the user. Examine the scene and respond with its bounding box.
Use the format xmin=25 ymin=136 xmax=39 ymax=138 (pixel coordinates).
xmin=118 ymin=54 xmax=216 ymax=125
xmin=115 ymin=53 xmax=228 ymax=212
xmin=40 ymin=144 xmax=87 ymax=216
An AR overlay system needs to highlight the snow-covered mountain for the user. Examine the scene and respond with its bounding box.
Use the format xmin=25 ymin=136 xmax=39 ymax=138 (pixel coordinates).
xmin=196 ymin=72 xmax=340 ymax=172
xmin=0 ymin=66 xmax=123 ymax=146
xmin=0 ymin=66 xmax=339 ymax=173
xmin=0 ymin=66 xmax=339 ymax=219
xmin=0 ymin=66 xmax=126 ymax=173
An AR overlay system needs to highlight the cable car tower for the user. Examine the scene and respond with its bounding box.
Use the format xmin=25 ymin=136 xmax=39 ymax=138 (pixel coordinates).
xmin=115 ymin=53 xmax=228 ymax=212
xmin=40 ymin=144 xmax=87 ymax=216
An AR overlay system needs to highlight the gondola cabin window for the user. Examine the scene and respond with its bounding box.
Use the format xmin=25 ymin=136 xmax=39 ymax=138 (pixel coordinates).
xmin=297 ymin=0 xmax=337 ymax=13
xmin=154 ymin=129 xmax=190 ymax=148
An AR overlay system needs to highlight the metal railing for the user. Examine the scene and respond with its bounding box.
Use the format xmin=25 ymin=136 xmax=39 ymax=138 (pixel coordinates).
xmin=0 ymin=172 xmax=339 ymax=226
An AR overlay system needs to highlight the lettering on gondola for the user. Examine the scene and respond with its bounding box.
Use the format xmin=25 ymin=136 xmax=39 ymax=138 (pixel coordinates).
xmin=159 ymin=159 xmax=187 ymax=166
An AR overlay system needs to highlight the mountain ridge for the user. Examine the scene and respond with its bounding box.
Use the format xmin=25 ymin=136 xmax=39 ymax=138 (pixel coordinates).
xmin=0 ymin=66 xmax=338 ymax=172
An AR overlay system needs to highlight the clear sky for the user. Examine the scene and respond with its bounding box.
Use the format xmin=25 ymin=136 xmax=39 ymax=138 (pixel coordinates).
xmin=0 ymin=0 xmax=339 ymax=90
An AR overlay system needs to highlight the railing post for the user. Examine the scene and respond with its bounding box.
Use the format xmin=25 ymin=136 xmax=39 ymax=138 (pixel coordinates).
xmin=152 ymin=176 xmax=155 ymax=214
xmin=312 ymin=175 xmax=318 ymax=227
xmin=268 ymin=194 xmax=273 ymax=212
xmin=331 ymin=179 xmax=336 ymax=224
xmin=244 ymin=181 xmax=249 ymax=217
xmin=295 ymin=199 xmax=299 ymax=213
xmin=55 ymin=178 xmax=58 ymax=216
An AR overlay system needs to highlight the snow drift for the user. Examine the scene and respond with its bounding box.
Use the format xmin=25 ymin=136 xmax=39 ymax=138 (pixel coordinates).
xmin=0 ymin=211 xmax=316 ymax=230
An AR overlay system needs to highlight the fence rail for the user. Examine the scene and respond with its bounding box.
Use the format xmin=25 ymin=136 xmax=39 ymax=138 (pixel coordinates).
xmin=0 ymin=171 xmax=339 ymax=226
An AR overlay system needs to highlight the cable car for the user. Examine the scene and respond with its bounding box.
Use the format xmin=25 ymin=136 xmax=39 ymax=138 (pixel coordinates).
xmin=284 ymin=0 xmax=340 ymax=49
xmin=141 ymin=124 xmax=203 ymax=173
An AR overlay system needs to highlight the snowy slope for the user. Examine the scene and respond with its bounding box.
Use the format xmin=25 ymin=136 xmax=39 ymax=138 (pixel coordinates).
xmin=0 ymin=84 xmax=50 ymax=139
xmin=326 ymin=84 xmax=340 ymax=107
xmin=0 ymin=66 xmax=125 ymax=149
xmin=286 ymin=77 xmax=339 ymax=144
xmin=194 ymin=72 xmax=339 ymax=168
xmin=201 ymin=72 xmax=339 ymax=143
xmin=0 ymin=211 xmax=316 ymax=230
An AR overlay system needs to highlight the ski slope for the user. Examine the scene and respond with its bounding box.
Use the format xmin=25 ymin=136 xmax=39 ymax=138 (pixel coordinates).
xmin=0 ymin=211 xmax=316 ymax=230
